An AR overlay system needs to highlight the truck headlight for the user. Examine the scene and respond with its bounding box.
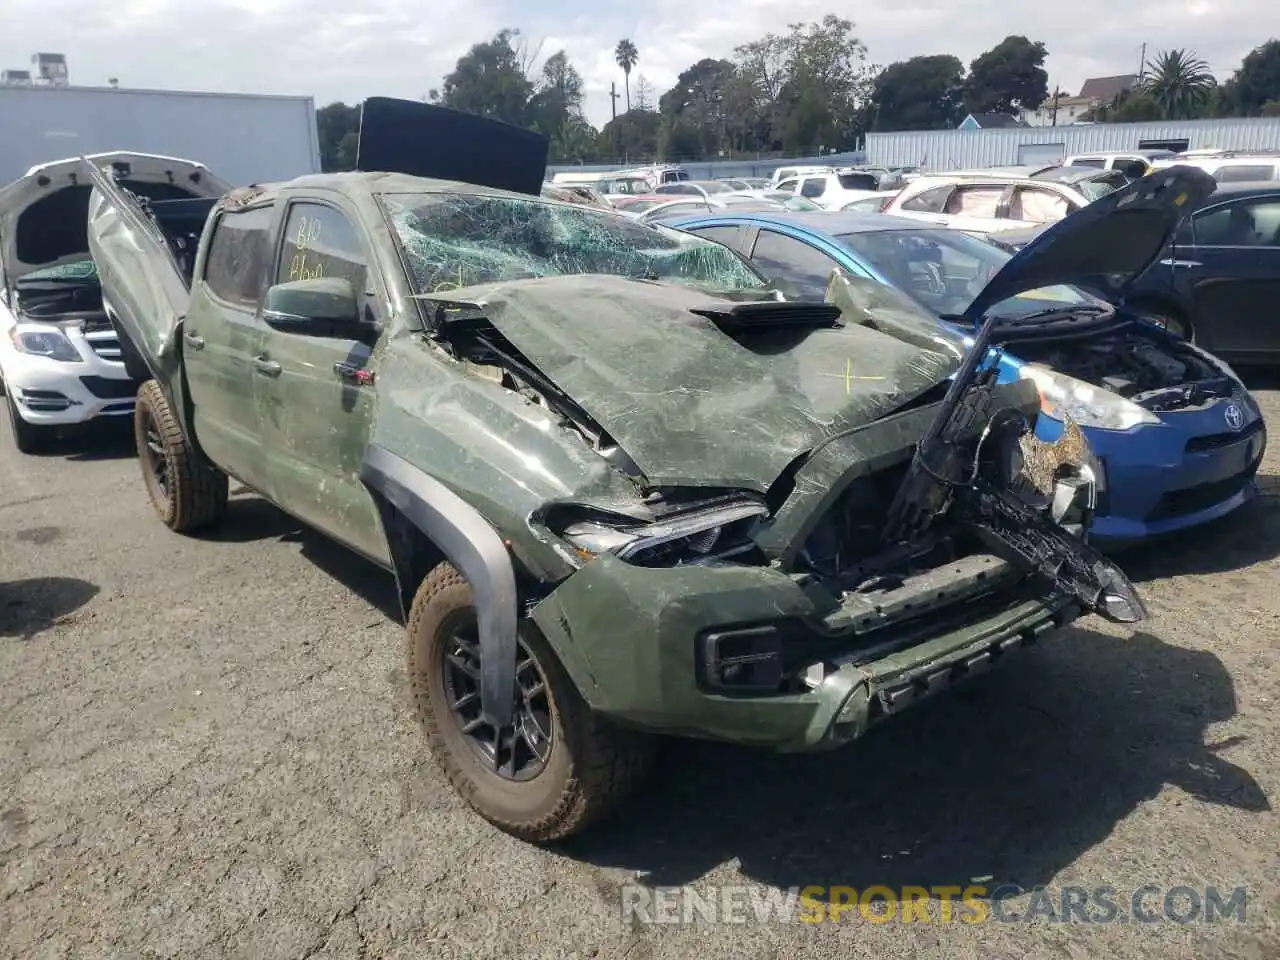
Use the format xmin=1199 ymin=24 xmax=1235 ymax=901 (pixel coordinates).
xmin=9 ymin=325 xmax=82 ymax=363
xmin=559 ymin=501 xmax=768 ymax=566
xmin=1018 ymin=363 xmax=1159 ymax=431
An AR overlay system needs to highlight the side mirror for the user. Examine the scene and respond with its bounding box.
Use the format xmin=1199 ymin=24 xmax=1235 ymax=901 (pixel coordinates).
xmin=262 ymin=277 xmax=361 ymax=333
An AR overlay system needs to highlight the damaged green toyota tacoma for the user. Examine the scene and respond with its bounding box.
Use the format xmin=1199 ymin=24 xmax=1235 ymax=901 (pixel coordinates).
xmin=81 ymin=103 xmax=1154 ymax=843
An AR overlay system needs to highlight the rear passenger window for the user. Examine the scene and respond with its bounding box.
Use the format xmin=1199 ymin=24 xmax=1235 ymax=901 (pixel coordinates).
xmin=1071 ymin=158 xmax=1106 ymax=168
xmin=202 ymin=205 xmax=275 ymax=309
xmin=945 ymin=186 xmax=1005 ymax=217
xmin=901 ymin=185 xmax=951 ymax=213
xmin=800 ymin=178 xmax=827 ymax=198
xmin=1214 ymin=165 xmax=1276 ymax=183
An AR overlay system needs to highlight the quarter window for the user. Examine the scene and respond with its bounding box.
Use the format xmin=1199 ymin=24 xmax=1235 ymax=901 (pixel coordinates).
xmin=686 ymin=226 xmax=741 ymax=247
xmin=276 ymin=202 xmax=369 ymax=293
xmin=1009 ymin=187 xmax=1071 ymax=224
xmin=202 ymin=204 xmax=276 ymax=308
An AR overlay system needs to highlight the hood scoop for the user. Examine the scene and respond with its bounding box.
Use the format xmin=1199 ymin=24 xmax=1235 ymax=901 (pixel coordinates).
xmin=689 ymin=300 xmax=843 ymax=332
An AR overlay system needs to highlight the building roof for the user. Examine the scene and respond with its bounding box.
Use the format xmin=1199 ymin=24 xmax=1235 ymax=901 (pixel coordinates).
xmin=961 ymin=113 xmax=1030 ymax=129
xmin=1078 ymin=74 xmax=1138 ymax=102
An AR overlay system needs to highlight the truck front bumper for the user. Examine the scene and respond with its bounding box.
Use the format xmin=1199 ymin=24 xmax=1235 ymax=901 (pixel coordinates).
xmin=531 ymin=553 xmax=1081 ymax=753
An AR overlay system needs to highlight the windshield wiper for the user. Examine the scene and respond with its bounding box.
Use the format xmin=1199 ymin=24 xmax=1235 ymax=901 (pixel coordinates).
xmin=991 ymin=303 xmax=1112 ymax=323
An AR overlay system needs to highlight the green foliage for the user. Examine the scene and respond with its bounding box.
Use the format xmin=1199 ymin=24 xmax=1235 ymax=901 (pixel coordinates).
xmin=1142 ymin=48 xmax=1216 ymax=119
xmin=871 ymin=55 xmax=966 ymax=131
xmin=963 ymin=35 xmax=1049 ymax=114
xmin=1226 ymin=40 xmax=1280 ymax=115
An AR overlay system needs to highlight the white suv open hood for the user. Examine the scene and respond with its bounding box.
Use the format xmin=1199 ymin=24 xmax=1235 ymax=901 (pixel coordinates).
xmin=0 ymin=151 xmax=228 ymax=286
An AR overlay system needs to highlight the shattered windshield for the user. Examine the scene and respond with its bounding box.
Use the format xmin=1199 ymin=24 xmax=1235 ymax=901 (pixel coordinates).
xmin=380 ymin=192 xmax=767 ymax=294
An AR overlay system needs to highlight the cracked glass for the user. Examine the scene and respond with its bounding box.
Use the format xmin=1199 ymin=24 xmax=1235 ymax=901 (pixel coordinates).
xmin=377 ymin=192 xmax=768 ymax=295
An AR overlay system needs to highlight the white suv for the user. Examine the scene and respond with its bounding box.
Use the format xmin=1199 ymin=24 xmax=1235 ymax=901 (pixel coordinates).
xmin=1 ymin=152 xmax=224 ymax=452
xmin=882 ymin=171 xmax=1104 ymax=233
xmin=771 ymin=169 xmax=883 ymax=210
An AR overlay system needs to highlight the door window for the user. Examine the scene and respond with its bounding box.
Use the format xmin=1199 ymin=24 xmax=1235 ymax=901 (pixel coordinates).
xmin=1194 ymin=198 xmax=1280 ymax=247
xmin=1115 ymin=158 xmax=1149 ymax=179
xmin=276 ymin=202 xmax=370 ymax=293
xmin=1009 ymin=187 xmax=1071 ymax=224
xmin=775 ymin=179 xmax=799 ymax=193
xmin=202 ymin=204 xmax=276 ymax=309
xmin=944 ymin=186 xmax=1005 ymax=218
xmin=686 ymin=226 xmax=741 ymax=248
xmin=1070 ymin=157 xmax=1106 ymax=168
xmin=1214 ymin=165 xmax=1277 ymax=183
xmin=749 ymin=230 xmax=840 ymax=297
xmin=800 ymin=178 xmax=827 ymax=198
xmin=900 ymin=185 xmax=952 ymax=213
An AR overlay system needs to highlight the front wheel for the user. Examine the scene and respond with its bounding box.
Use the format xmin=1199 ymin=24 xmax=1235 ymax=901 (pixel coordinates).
xmin=134 ymin=380 xmax=228 ymax=532
xmin=406 ymin=562 xmax=656 ymax=842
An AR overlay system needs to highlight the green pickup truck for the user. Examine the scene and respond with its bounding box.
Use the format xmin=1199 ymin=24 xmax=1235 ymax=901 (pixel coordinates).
xmin=83 ymin=101 xmax=1149 ymax=843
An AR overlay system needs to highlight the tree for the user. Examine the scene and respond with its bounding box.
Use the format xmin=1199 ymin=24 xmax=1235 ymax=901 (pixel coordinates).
xmin=634 ymin=75 xmax=655 ymax=112
xmin=599 ymin=111 xmax=660 ymax=160
xmin=529 ymin=51 xmax=594 ymax=160
xmin=438 ymin=29 xmax=535 ymax=126
xmin=315 ymin=102 xmax=361 ymax=172
xmin=871 ymin=55 xmax=966 ymax=131
xmin=1225 ymin=39 xmax=1280 ymax=115
xmin=658 ymin=58 xmax=739 ymax=158
xmin=615 ymin=39 xmax=639 ymax=113
xmin=1142 ymin=48 xmax=1216 ymax=119
xmin=964 ymin=35 xmax=1049 ymax=115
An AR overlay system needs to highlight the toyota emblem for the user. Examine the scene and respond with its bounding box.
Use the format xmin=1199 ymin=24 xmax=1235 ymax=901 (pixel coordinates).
xmin=1224 ymin=404 xmax=1245 ymax=431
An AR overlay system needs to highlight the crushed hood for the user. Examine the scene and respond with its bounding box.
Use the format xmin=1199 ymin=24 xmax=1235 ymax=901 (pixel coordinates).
xmin=0 ymin=152 xmax=228 ymax=285
xmin=423 ymin=274 xmax=959 ymax=491
xmin=962 ymin=164 xmax=1217 ymax=323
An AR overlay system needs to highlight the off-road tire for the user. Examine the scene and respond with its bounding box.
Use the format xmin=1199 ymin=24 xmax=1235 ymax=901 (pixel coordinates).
xmin=406 ymin=562 xmax=656 ymax=842
xmin=134 ymin=379 xmax=228 ymax=533
xmin=6 ymin=391 xmax=50 ymax=454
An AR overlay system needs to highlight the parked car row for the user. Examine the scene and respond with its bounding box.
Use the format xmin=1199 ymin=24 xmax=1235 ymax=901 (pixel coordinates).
xmin=0 ymin=100 xmax=1268 ymax=849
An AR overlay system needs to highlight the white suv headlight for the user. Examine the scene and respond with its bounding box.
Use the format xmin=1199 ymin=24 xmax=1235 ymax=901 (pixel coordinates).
xmin=1018 ymin=363 xmax=1159 ymax=431
xmin=9 ymin=325 xmax=82 ymax=363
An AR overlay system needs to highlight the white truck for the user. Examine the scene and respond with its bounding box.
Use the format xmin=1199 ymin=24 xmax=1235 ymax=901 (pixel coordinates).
xmin=0 ymin=83 xmax=321 ymax=188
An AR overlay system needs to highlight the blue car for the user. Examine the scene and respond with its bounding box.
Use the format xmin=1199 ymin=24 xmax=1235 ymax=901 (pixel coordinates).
xmin=666 ymin=198 xmax=1267 ymax=544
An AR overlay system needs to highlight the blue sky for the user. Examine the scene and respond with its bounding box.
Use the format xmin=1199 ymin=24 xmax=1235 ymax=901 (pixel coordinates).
xmin=0 ymin=0 xmax=1268 ymax=128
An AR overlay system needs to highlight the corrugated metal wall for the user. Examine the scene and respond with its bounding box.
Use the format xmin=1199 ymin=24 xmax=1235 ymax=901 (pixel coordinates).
xmin=866 ymin=118 xmax=1280 ymax=170
xmin=0 ymin=85 xmax=322 ymax=187
xmin=546 ymin=149 xmax=868 ymax=180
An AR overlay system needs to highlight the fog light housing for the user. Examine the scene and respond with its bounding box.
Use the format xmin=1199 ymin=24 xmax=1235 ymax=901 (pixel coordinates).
xmin=698 ymin=625 xmax=784 ymax=693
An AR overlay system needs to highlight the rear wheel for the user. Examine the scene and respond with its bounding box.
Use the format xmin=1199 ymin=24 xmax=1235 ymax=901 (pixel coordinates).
xmin=134 ymin=379 xmax=228 ymax=532
xmin=406 ymin=562 xmax=656 ymax=842
xmin=5 ymin=391 xmax=51 ymax=455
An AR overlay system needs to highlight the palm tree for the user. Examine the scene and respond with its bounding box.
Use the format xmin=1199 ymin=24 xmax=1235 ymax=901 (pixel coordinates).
xmin=1142 ymin=49 xmax=1216 ymax=119
xmin=615 ymin=39 xmax=639 ymax=113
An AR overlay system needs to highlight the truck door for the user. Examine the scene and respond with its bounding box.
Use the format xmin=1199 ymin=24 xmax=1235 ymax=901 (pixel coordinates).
xmin=255 ymin=198 xmax=390 ymax=565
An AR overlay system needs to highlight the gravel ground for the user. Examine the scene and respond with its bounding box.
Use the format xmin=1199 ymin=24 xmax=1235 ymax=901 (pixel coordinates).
xmin=2 ymin=380 xmax=1278 ymax=960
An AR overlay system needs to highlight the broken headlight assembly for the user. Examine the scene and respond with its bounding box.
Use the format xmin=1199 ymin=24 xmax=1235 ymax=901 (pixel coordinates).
xmin=9 ymin=325 xmax=82 ymax=363
xmin=557 ymin=501 xmax=768 ymax=567
xmin=1018 ymin=363 xmax=1158 ymax=430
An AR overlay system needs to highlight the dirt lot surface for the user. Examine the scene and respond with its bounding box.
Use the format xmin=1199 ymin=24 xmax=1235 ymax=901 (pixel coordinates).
xmin=2 ymin=378 xmax=1278 ymax=960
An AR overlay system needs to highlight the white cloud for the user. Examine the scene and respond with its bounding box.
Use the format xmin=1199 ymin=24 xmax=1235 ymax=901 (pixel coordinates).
xmin=0 ymin=0 xmax=1272 ymax=130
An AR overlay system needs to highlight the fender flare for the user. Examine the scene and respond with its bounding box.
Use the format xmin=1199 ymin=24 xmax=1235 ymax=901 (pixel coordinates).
xmin=360 ymin=444 xmax=519 ymax=729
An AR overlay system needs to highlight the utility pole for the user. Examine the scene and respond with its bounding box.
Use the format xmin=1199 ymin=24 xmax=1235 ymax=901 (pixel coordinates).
xmin=609 ymin=82 xmax=620 ymax=123
xmin=1050 ymin=86 xmax=1061 ymax=126
xmin=1137 ymin=42 xmax=1147 ymax=84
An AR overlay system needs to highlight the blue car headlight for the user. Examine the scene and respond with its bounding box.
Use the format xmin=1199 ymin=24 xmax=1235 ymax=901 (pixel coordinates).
xmin=9 ymin=325 xmax=82 ymax=363
xmin=1018 ymin=363 xmax=1159 ymax=431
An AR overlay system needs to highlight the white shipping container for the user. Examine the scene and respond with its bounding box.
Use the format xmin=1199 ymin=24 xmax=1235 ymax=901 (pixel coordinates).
xmin=0 ymin=84 xmax=322 ymax=187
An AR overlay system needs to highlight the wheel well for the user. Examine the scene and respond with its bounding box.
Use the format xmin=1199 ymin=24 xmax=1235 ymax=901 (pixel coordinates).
xmin=372 ymin=493 xmax=446 ymax=622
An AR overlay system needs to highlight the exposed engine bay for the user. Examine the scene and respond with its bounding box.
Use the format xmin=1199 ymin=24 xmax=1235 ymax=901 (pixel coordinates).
xmin=1015 ymin=326 xmax=1235 ymax=411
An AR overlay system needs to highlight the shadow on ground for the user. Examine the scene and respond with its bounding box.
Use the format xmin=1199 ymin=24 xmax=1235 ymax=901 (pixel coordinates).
xmin=206 ymin=494 xmax=401 ymax=621
xmin=563 ymin=627 xmax=1269 ymax=900
xmin=0 ymin=577 xmax=100 ymax=639
xmin=27 ymin=419 xmax=137 ymax=462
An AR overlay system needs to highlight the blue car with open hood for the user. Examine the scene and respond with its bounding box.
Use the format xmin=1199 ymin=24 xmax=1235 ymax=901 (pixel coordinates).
xmin=667 ymin=167 xmax=1267 ymax=544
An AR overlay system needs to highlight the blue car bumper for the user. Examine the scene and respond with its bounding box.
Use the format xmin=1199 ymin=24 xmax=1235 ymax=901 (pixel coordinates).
xmin=1031 ymin=396 xmax=1267 ymax=543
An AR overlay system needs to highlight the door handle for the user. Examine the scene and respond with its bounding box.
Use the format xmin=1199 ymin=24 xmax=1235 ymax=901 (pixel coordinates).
xmin=333 ymin=361 xmax=374 ymax=385
xmin=1160 ymin=258 xmax=1202 ymax=268
xmin=252 ymin=354 xmax=281 ymax=377
xmin=183 ymin=331 xmax=205 ymax=350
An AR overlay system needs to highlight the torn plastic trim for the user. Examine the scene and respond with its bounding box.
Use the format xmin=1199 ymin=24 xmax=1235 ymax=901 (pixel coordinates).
xmin=360 ymin=444 xmax=520 ymax=728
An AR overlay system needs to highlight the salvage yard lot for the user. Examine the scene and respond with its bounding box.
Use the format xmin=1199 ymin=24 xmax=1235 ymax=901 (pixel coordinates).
xmin=2 ymin=382 xmax=1278 ymax=960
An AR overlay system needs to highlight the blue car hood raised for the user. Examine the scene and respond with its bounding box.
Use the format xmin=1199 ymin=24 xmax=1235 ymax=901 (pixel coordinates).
xmin=961 ymin=165 xmax=1217 ymax=324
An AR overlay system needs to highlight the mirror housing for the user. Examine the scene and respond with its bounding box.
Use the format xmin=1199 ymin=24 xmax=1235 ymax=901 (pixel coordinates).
xmin=262 ymin=277 xmax=362 ymax=334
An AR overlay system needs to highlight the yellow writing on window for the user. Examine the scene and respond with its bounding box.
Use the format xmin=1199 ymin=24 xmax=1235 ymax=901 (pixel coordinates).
xmin=294 ymin=215 xmax=322 ymax=251
xmin=288 ymin=252 xmax=325 ymax=282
